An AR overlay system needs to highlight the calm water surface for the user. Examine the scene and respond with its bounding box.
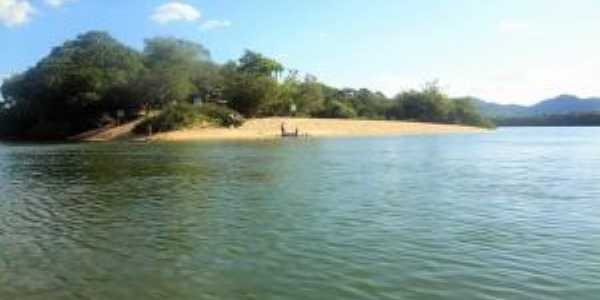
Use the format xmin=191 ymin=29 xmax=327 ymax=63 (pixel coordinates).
xmin=1 ymin=127 xmax=600 ymax=299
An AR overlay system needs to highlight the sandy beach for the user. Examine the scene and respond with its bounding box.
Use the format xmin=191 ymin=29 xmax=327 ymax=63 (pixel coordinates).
xmin=149 ymin=117 xmax=486 ymax=141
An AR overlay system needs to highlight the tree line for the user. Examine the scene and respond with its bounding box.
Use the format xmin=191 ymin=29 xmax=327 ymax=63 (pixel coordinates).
xmin=494 ymin=113 xmax=600 ymax=126
xmin=0 ymin=31 xmax=492 ymax=139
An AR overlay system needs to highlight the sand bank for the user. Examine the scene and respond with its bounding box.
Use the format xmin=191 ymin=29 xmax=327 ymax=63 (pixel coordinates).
xmin=149 ymin=117 xmax=486 ymax=141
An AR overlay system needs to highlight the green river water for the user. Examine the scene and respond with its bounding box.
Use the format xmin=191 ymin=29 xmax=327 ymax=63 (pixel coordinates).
xmin=1 ymin=127 xmax=599 ymax=299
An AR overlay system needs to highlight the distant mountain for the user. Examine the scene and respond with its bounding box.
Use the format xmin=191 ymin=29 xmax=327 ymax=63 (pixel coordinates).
xmin=473 ymin=99 xmax=529 ymax=118
xmin=529 ymin=95 xmax=600 ymax=115
xmin=475 ymin=95 xmax=600 ymax=119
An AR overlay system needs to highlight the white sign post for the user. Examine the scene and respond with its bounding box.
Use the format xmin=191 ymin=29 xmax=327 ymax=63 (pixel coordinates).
xmin=290 ymin=103 xmax=297 ymax=116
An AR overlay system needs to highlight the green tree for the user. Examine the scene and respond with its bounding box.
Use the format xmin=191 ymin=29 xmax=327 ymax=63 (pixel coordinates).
xmin=143 ymin=37 xmax=211 ymax=68
xmin=221 ymin=52 xmax=282 ymax=117
xmin=137 ymin=37 xmax=213 ymax=109
xmin=449 ymin=97 xmax=494 ymax=127
xmin=293 ymin=74 xmax=325 ymax=115
xmin=394 ymin=82 xmax=451 ymax=122
xmin=44 ymin=31 xmax=144 ymax=110
xmin=1 ymin=31 xmax=144 ymax=137
xmin=317 ymin=100 xmax=357 ymax=119
xmin=260 ymin=70 xmax=299 ymax=116
xmin=263 ymin=72 xmax=325 ymax=116
xmin=135 ymin=68 xmax=197 ymax=110
xmin=237 ymin=50 xmax=284 ymax=78
xmin=192 ymin=62 xmax=224 ymax=103
xmin=1 ymin=32 xmax=495 ymax=139
xmin=222 ymin=68 xmax=279 ymax=117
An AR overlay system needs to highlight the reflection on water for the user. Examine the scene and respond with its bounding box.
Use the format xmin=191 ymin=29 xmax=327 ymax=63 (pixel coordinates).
xmin=1 ymin=128 xmax=600 ymax=299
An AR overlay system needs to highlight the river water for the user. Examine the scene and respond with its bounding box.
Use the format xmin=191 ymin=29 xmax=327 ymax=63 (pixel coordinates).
xmin=1 ymin=128 xmax=599 ymax=299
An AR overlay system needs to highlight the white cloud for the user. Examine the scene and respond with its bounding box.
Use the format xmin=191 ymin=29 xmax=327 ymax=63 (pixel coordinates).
xmin=151 ymin=2 xmax=201 ymax=24
xmin=44 ymin=0 xmax=75 ymax=8
xmin=0 ymin=0 xmax=34 ymax=27
xmin=199 ymin=19 xmax=231 ymax=31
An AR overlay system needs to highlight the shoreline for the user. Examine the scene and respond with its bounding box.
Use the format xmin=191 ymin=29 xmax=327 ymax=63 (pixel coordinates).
xmin=0 ymin=118 xmax=488 ymax=143
xmin=149 ymin=117 xmax=487 ymax=142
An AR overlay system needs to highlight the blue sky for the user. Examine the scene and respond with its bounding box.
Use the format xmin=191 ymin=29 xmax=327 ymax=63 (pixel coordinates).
xmin=1 ymin=0 xmax=600 ymax=104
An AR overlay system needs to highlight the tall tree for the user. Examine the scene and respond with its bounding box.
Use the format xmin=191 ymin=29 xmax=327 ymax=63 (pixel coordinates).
xmin=293 ymin=74 xmax=325 ymax=115
xmin=221 ymin=63 xmax=279 ymax=117
xmin=1 ymin=31 xmax=144 ymax=136
xmin=221 ymin=52 xmax=283 ymax=117
xmin=143 ymin=37 xmax=211 ymax=67
xmin=394 ymin=81 xmax=451 ymax=122
xmin=237 ymin=50 xmax=284 ymax=78
xmin=137 ymin=37 xmax=212 ymax=109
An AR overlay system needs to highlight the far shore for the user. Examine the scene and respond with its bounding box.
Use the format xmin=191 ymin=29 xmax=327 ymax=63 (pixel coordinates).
xmin=146 ymin=117 xmax=487 ymax=142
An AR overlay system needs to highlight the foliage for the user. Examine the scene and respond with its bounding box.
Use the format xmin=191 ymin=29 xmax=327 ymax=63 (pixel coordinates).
xmin=324 ymin=88 xmax=390 ymax=119
xmin=134 ymin=103 xmax=207 ymax=134
xmin=449 ymin=97 xmax=495 ymax=128
xmin=221 ymin=62 xmax=279 ymax=117
xmin=134 ymin=103 xmax=245 ymax=134
xmin=0 ymin=106 xmax=33 ymax=138
xmin=143 ymin=37 xmax=211 ymax=67
xmin=260 ymin=72 xmax=325 ymax=116
xmin=192 ymin=62 xmax=225 ymax=103
xmin=1 ymin=31 xmax=144 ymax=137
xmin=0 ymin=31 xmax=494 ymax=140
xmin=137 ymin=37 xmax=213 ymax=109
xmin=237 ymin=50 xmax=284 ymax=78
xmin=135 ymin=67 xmax=197 ymax=109
xmin=386 ymin=82 xmax=493 ymax=127
xmin=292 ymin=74 xmax=326 ymax=116
xmin=316 ymin=100 xmax=358 ymax=119
xmin=198 ymin=103 xmax=245 ymax=127
xmin=392 ymin=82 xmax=451 ymax=122
xmin=494 ymin=113 xmax=600 ymax=126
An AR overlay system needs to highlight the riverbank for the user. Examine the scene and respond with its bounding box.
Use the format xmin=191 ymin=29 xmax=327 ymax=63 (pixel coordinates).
xmin=148 ymin=117 xmax=486 ymax=141
xmin=70 ymin=119 xmax=144 ymax=142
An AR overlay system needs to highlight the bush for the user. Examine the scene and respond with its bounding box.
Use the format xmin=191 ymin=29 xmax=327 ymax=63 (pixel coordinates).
xmin=135 ymin=103 xmax=207 ymax=134
xmin=222 ymin=70 xmax=279 ymax=117
xmin=449 ymin=98 xmax=496 ymax=128
xmin=198 ymin=103 xmax=245 ymax=127
xmin=134 ymin=103 xmax=245 ymax=134
xmin=25 ymin=122 xmax=72 ymax=140
xmin=316 ymin=100 xmax=357 ymax=119
xmin=0 ymin=107 xmax=71 ymax=140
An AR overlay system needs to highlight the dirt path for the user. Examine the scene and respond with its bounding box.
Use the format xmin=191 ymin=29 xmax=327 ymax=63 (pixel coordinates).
xmin=70 ymin=119 xmax=145 ymax=142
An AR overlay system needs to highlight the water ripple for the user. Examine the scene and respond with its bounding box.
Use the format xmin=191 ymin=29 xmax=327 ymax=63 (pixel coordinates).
xmin=1 ymin=128 xmax=600 ymax=299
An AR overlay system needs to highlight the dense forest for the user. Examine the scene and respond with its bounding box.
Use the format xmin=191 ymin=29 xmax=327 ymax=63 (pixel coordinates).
xmin=495 ymin=113 xmax=600 ymax=126
xmin=0 ymin=31 xmax=492 ymax=139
